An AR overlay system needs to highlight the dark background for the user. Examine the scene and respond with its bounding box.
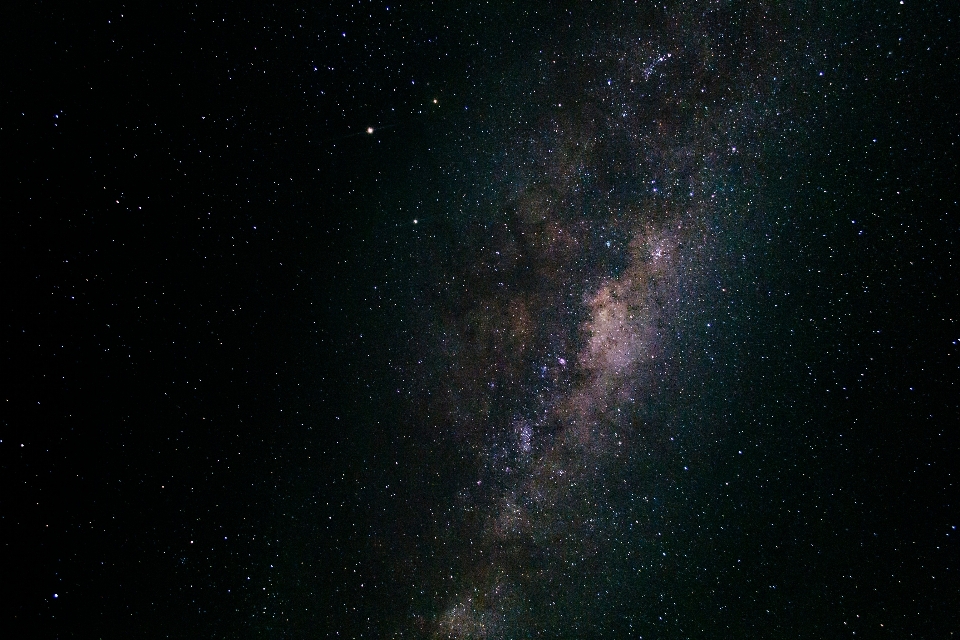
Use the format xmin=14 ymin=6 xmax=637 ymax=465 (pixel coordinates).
xmin=4 ymin=1 xmax=958 ymax=637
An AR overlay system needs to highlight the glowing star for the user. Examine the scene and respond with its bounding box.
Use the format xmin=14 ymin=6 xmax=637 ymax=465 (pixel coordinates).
xmin=366 ymin=127 xmax=374 ymax=134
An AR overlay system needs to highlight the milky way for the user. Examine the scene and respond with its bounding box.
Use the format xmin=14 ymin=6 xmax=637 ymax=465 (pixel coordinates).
xmin=395 ymin=3 xmax=801 ymax=637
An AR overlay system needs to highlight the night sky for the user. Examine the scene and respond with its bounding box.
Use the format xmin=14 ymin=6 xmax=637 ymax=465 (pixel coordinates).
xmin=5 ymin=1 xmax=959 ymax=638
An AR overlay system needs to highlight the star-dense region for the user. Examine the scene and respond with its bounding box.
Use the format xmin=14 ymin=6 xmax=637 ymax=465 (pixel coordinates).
xmin=4 ymin=1 xmax=958 ymax=638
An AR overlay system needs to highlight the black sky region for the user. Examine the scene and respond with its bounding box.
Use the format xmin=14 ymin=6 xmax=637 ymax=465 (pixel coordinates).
xmin=4 ymin=1 xmax=959 ymax=638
